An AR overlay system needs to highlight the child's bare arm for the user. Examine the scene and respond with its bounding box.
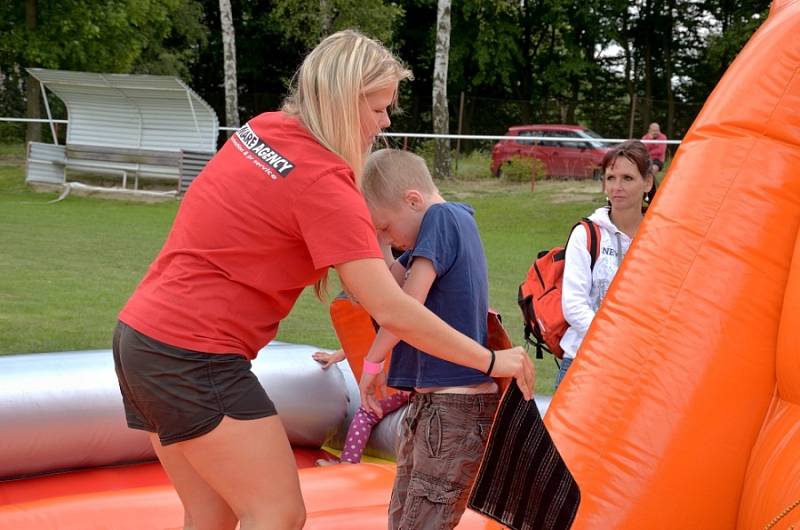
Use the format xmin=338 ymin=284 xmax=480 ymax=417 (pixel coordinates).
xmin=359 ymin=257 xmax=436 ymax=416
xmin=364 ymin=257 xmax=436 ymax=364
xmin=312 ymin=348 xmax=346 ymax=369
xmin=388 ymin=257 xmax=407 ymax=286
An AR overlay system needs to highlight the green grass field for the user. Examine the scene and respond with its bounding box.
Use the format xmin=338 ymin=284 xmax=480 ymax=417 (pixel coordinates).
xmin=0 ymin=143 xmax=605 ymax=393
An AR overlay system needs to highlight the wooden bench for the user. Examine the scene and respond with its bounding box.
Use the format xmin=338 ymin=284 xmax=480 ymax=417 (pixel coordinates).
xmin=26 ymin=142 xmax=213 ymax=193
xmin=60 ymin=144 xmax=182 ymax=190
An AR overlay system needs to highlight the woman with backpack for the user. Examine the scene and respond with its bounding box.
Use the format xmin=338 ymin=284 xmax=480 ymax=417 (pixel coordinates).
xmin=556 ymin=140 xmax=657 ymax=389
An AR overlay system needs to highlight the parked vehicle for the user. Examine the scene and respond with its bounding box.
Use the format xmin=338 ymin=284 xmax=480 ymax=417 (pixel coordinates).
xmin=490 ymin=124 xmax=610 ymax=179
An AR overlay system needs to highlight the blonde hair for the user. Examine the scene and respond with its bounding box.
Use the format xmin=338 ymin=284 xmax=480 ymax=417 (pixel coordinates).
xmin=361 ymin=149 xmax=438 ymax=209
xmin=282 ymin=29 xmax=412 ymax=184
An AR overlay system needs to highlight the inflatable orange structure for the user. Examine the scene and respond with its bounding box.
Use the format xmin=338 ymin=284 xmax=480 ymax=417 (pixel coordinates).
xmin=546 ymin=2 xmax=800 ymax=529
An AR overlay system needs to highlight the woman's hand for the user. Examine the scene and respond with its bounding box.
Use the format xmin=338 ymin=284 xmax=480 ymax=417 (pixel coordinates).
xmin=358 ymin=370 xmax=388 ymax=418
xmin=491 ymin=346 xmax=536 ymax=400
xmin=312 ymin=349 xmax=346 ymax=369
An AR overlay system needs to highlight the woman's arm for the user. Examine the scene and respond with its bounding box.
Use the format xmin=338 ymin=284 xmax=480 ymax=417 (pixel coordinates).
xmin=562 ymin=226 xmax=596 ymax=336
xmin=335 ymin=258 xmax=534 ymax=399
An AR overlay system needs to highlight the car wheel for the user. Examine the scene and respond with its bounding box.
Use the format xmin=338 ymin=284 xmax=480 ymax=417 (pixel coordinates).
xmin=494 ymin=166 xmax=503 ymax=178
xmin=592 ymin=167 xmax=603 ymax=181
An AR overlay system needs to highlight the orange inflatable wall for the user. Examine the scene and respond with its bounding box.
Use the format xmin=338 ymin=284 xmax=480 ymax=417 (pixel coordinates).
xmin=545 ymin=2 xmax=800 ymax=529
xmin=329 ymin=296 xmax=381 ymax=382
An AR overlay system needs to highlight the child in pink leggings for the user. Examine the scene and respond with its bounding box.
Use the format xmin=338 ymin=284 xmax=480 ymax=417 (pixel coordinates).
xmin=312 ymin=348 xmax=409 ymax=464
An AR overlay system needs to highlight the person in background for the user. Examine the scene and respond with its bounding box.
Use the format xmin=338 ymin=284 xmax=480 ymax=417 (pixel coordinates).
xmin=112 ymin=29 xmax=533 ymax=530
xmin=557 ymin=140 xmax=656 ymax=390
xmin=642 ymin=122 xmax=668 ymax=173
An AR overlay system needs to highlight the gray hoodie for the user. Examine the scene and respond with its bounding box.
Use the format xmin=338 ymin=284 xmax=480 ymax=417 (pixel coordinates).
xmin=559 ymin=206 xmax=632 ymax=359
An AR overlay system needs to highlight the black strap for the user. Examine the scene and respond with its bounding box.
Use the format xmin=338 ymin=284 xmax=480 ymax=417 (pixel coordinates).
xmin=579 ymin=218 xmax=601 ymax=270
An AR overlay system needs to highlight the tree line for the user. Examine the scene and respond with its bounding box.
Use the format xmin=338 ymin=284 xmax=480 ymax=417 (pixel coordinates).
xmin=0 ymin=0 xmax=769 ymax=148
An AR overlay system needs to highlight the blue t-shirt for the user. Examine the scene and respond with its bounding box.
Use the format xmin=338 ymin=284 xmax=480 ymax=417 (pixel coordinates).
xmin=387 ymin=202 xmax=491 ymax=390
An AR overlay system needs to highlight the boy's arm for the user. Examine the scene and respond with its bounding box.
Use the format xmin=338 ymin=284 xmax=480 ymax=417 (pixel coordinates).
xmin=388 ymin=258 xmax=407 ymax=286
xmin=358 ymin=257 xmax=435 ymax=417
xmin=364 ymin=257 xmax=436 ymax=363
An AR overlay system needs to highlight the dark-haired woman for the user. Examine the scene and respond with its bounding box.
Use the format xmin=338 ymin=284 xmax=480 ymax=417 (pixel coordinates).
xmin=556 ymin=139 xmax=656 ymax=390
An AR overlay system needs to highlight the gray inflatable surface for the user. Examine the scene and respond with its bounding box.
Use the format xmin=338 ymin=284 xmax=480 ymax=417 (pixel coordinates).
xmin=0 ymin=342 xmax=349 ymax=480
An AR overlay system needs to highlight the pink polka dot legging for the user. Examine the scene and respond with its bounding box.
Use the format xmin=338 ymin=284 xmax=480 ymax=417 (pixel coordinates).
xmin=340 ymin=392 xmax=410 ymax=463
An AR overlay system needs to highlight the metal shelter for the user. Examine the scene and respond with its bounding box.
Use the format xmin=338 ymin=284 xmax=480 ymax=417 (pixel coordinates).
xmin=25 ymin=68 xmax=218 ymax=194
xmin=27 ymin=68 xmax=218 ymax=152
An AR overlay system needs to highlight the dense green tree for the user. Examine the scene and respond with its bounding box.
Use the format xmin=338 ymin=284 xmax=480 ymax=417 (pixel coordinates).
xmin=0 ymin=0 xmax=207 ymax=141
xmin=269 ymin=0 xmax=403 ymax=49
xmin=185 ymin=0 xmax=403 ymax=129
xmin=0 ymin=0 xmax=771 ymax=144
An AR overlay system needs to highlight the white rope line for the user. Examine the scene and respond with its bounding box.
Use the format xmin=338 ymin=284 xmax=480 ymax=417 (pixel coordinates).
xmin=3 ymin=118 xmax=680 ymax=145
xmin=0 ymin=117 xmax=69 ymax=124
xmin=379 ymin=131 xmax=680 ymax=145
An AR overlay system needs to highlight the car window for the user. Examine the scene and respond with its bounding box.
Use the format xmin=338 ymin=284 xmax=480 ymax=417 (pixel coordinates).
xmin=558 ymin=131 xmax=589 ymax=149
xmin=577 ymin=129 xmax=606 ymax=149
xmin=537 ymin=130 xmax=562 ymax=147
xmin=515 ymin=131 xmax=540 ymax=145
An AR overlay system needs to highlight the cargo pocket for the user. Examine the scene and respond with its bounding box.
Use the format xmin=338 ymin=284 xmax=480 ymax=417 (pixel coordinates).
xmin=477 ymin=419 xmax=493 ymax=443
xmin=401 ymin=475 xmax=465 ymax=530
xmin=462 ymin=418 xmax=494 ymax=457
xmin=424 ymin=407 xmax=443 ymax=458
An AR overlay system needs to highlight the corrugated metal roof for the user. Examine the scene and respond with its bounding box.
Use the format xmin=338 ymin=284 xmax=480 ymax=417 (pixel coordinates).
xmin=27 ymin=68 xmax=218 ymax=152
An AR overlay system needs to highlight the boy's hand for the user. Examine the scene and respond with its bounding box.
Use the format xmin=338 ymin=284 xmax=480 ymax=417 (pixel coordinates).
xmin=359 ymin=370 xmax=388 ymax=418
xmin=493 ymin=346 xmax=536 ymax=400
xmin=312 ymin=349 xmax=346 ymax=369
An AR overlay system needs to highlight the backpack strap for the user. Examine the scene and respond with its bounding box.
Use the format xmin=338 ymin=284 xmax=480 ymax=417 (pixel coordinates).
xmin=579 ymin=218 xmax=602 ymax=270
xmin=566 ymin=218 xmax=602 ymax=270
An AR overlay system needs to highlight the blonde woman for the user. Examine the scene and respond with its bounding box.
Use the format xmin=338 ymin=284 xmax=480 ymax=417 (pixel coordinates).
xmin=112 ymin=30 xmax=534 ymax=530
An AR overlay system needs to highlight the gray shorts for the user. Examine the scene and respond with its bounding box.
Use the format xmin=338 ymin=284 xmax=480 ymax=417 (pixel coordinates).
xmin=112 ymin=321 xmax=277 ymax=445
xmin=389 ymin=391 xmax=500 ymax=530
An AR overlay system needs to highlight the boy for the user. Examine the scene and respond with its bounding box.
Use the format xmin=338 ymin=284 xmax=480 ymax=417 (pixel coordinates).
xmin=358 ymin=149 xmax=499 ymax=530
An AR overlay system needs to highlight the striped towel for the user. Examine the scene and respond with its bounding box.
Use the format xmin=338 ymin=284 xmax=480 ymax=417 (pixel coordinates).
xmin=468 ymin=383 xmax=580 ymax=530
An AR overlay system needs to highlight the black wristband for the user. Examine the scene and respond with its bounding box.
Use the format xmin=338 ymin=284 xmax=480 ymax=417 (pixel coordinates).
xmin=485 ymin=349 xmax=496 ymax=377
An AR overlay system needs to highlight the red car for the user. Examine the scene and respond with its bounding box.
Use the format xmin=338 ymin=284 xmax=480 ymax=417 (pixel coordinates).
xmin=490 ymin=124 xmax=610 ymax=179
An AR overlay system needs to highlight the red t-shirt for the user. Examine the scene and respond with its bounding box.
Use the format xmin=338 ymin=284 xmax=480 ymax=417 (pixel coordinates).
xmin=641 ymin=132 xmax=667 ymax=162
xmin=119 ymin=112 xmax=383 ymax=359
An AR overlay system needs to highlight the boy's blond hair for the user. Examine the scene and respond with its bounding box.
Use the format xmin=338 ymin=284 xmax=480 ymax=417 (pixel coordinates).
xmin=361 ymin=149 xmax=438 ymax=209
xmin=282 ymin=30 xmax=412 ymax=185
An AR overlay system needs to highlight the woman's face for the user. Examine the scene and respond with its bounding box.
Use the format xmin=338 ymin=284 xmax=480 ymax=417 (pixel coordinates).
xmin=603 ymin=156 xmax=653 ymax=211
xmin=358 ymin=84 xmax=395 ymax=152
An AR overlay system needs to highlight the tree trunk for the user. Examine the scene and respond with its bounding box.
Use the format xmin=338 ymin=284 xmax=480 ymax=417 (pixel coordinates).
xmin=320 ymin=0 xmax=332 ymax=36
xmin=25 ymin=0 xmax=41 ymax=144
xmin=665 ymin=0 xmax=675 ymax=138
xmin=642 ymin=0 xmax=653 ymax=129
xmin=432 ymin=0 xmax=451 ymax=179
xmin=219 ymin=0 xmax=240 ymax=134
xmin=623 ymin=7 xmax=635 ymax=137
xmin=518 ymin=0 xmax=533 ymax=124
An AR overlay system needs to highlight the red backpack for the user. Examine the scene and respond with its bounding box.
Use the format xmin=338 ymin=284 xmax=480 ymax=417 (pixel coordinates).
xmin=518 ymin=218 xmax=601 ymax=359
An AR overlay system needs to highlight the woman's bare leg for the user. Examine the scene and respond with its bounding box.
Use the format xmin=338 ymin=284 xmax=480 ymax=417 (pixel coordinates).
xmin=150 ymin=434 xmax=238 ymax=530
xmin=178 ymin=415 xmax=306 ymax=530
